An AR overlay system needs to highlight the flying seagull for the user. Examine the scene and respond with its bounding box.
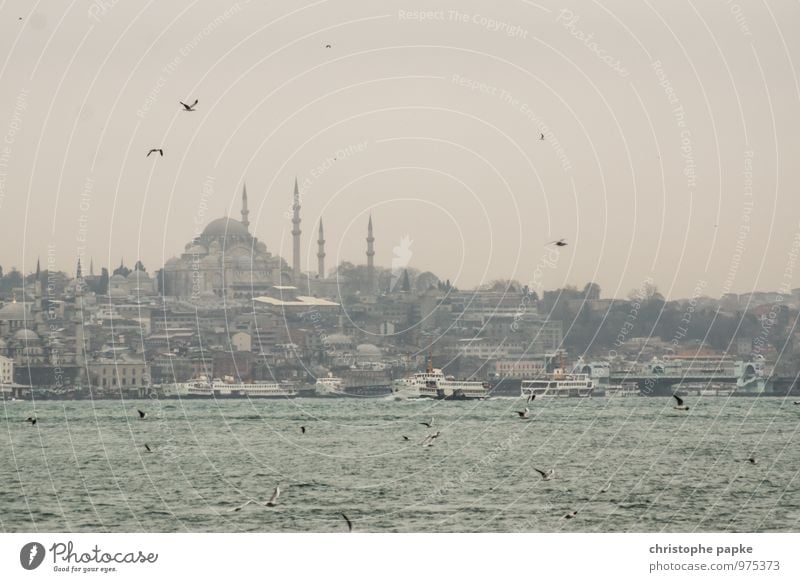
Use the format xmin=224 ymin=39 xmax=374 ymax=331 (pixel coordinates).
xmin=325 ymin=44 xmax=332 ymax=48
xmin=747 ymin=456 xmax=757 ymax=465
xmin=548 ymin=239 xmax=567 ymax=247
xmin=231 ymin=485 xmax=281 ymax=512
xmin=539 ymin=133 xmax=545 ymax=140
xmin=402 ymin=435 xmax=410 ymax=441
xmin=599 ymin=481 xmax=611 ymax=493
xmin=144 ymin=444 xmax=152 ymax=453
xmin=420 ymin=417 xmax=434 ymax=428
xmin=793 ymin=401 xmax=800 ymax=405
xmin=526 ymin=392 xmax=536 ymax=404
xmin=146 ymin=148 xmax=163 ymax=157
xmin=421 ymin=431 xmax=441 ymax=447
xmin=25 ymin=416 xmax=37 ymax=425
xmin=515 ymin=407 xmax=530 ymax=419
xmin=563 ymin=510 xmax=578 ymax=519
xmin=672 ymin=394 xmax=689 ymax=411
xmin=137 ymin=409 xmax=147 ymax=419
xmin=179 ymin=99 xmax=198 ymax=111
xmin=300 ymin=426 xmax=306 ymax=434
xmin=533 ymin=468 xmax=554 ymax=481
xmin=341 ymin=513 xmax=352 ymax=532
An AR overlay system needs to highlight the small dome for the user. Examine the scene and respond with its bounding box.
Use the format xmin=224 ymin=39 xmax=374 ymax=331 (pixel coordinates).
xmin=185 ymin=244 xmax=207 ymax=256
xmin=110 ymin=274 xmax=126 ymax=281
xmin=202 ymin=217 xmax=249 ymax=238
xmin=0 ymin=302 xmax=27 ymax=320
xmin=14 ymin=328 xmax=39 ymax=341
xmin=356 ymin=343 xmax=381 ymax=356
xmin=164 ymin=257 xmax=181 ymax=268
xmin=326 ymin=333 xmax=352 ymax=346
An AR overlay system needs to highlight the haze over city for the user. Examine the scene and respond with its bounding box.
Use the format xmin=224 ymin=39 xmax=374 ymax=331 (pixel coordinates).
xmin=1 ymin=1 xmax=798 ymax=299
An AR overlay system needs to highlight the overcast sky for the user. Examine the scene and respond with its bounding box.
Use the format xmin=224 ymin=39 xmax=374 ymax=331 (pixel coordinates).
xmin=0 ymin=0 xmax=798 ymax=299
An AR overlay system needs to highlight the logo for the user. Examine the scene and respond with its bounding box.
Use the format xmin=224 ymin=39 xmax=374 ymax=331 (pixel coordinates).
xmin=20 ymin=542 xmax=46 ymax=570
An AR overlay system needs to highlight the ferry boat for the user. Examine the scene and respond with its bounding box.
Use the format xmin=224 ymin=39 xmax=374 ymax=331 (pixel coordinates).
xmin=398 ymin=355 xmax=489 ymax=400
xmin=172 ymin=376 xmax=298 ymax=399
xmin=314 ymin=374 xmax=345 ymax=396
xmin=604 ymin=382 xmax=640 ymax=397
xmin=521 ymin=368 xmax=594 ymax=398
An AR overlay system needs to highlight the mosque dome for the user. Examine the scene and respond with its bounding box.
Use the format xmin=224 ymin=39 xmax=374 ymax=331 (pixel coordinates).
xmin=326 ymin=333 xmax=352 ymax=346
xmin=202 ymin=217 xmax=249 ymax=238
xmin=14 ymin=328 xmax=39 ymax=341
xmin=356 ymin=343 xmax=381 ymax=357
xmin=0 ymin=302 xmax=27 ymax=320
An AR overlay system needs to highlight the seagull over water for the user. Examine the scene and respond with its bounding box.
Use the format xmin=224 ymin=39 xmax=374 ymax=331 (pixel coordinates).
xmin=534 ymin=468 xmax=554 ymax=481
xmin=300 ymin=426 xmax=306 ymax=434
xmin=137 ymin=409 xmax=147 ymax=419
xmin=420 ymin=417 xmax=434 ymax=428
xmin=146 ymin=148 xmax=163 ymax=157
xmin=563 ymin=510 xmax=578 ymax=519
xmin=515 ymin=407 xmax=530 ymax=419
xmin=421 ymin=431 xmax=441 ymax=447
xmin=144 ymin=444 xmax=152 ymax=453
xmin=672 ymin=394 xmax=689 ymax=411
xmin=548 ymin=238 xmax=567 ymax=247
xmin=179 ymin=99 xmax=198 ymax=111
xmin=231 ymin=485 xmax=281 ymax=511
xmin=341 ymin=513 xmax=352 ymax=532
xmin=526 ymin=392 xmax=536 ymax=404
xmin=25 ymin=416 xmax=37 ymax=425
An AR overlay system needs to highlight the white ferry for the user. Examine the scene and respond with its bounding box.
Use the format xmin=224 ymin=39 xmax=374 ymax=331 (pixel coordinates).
xmin=314 ymin=374 xmax=345 ymax=396
xmin=521 ymin=368 xmax=594 ymax=398
xmin=604 ymin=382 xmax=640 ymax=397
xmin=398 ymin=356 xmax=489 ymax=400
xmin=173 ymin=376 xmax=298 ymax=399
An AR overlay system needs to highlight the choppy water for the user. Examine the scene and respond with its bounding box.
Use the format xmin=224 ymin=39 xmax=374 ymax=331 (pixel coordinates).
xmin=1 ymin=396 xmax=799 ymax=532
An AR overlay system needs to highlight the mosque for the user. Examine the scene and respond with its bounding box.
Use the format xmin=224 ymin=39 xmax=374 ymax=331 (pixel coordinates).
xmin=161 ymin=180 xmax=376 ymax=299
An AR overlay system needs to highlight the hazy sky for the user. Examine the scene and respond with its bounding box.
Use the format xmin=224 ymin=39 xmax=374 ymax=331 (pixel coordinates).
xmin=0 ymin=0 xmax=798 ymax=299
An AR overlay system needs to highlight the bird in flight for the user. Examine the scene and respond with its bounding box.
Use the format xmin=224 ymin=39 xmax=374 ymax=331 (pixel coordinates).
xmin=672 ymin=394 xmax=689 ymax=411
xmin=420 ymin=417 xmax=434 ymax=428
xmin=402 ymin=435 xmax=410 ymax=441
xmin=180 ymin=99 xmax=198 ymax=111
xmin=548 ymin=239 xmax=567 ymax=247
xmin=144 ymin=444 xmax=152 ymax=453
xmin=746 ymin=456 xmax=757 ymax=465
xmin=231 ymin=485 xmax=281 ymax=511
xmin=563 ymin=510 xmax=578 ymax=519
xmin=300 ymin=426 xmax=306 ymax=434
xmin=526 ymin=392 xmax=536 ymax=404
xmin=137 ymin=409 xmax=147 ymax=419
xmin=325 ymin=44 xmax=332 ymax=49
xmin=341 ymin=513 xmax=352 ymax=532
xmin=515 ymin=407 xmax=530 ymax=419
xmin=599 ymin=481 xmax=611 ymax=494
xmin=421 ymin=431 xmax=441 ymax=447
xmin=25 ymin=416 xmax=37 ymax=425
xmin=146 ymin=149 xmax=163 ymax=157
xmin=534 ymin=468 xmax=554 ymax=481
xmin=539 ymin=133 xmax=545 ymax=140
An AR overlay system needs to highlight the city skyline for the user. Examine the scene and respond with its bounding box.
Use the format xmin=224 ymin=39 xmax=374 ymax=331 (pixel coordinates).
xmin=1 ymin=1 xmax=799 ymax=300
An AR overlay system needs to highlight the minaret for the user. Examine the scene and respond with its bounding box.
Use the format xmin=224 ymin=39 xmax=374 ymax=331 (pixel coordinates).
xmin=317 ymin=220 xmax=326 ymax=278
xmin=241 ymin=182 xmax=250 ymax=231
xmin=90 ymin=258 xmax=95 ymax=277
xmin=76 ymin=258 xmax=82 ymax=279
xmin=292 ymin=178 xmax=301 ymax=278
xmin=366 ymin=214 xmax=375 ymax=292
